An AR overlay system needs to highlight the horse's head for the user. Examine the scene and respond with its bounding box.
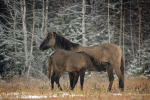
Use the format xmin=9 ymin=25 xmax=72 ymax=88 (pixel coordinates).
xmin=39 ymin=30 xmax=56 ymax=51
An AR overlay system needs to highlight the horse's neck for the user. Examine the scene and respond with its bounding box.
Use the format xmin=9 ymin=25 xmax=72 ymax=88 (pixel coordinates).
xmin=73 ymin=46 xmax=86 ymax=52
xmin=54 ymin=41 xmax=80 ymax=51
xmin=54 ymin=33 xmax=80 ymax=50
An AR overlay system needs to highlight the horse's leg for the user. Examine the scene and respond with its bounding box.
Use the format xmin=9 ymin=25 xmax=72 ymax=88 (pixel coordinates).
xmin=72 ymin=72 xmax=79 ymax=89
xmin=51 ymin=72 xmax=56 ymax=90
xmin=116 ymin=69 xmax=124 ymax=91
xmin=69 ymin=72 xmax=74 ymax=90
xmin=79 ymin=69 xmax=85 ymax=91
xmin=113 ymin=64 xmax=124 ymax=91
xmin=106 ymin=67 xmax=114 ymax=91
xmin=55 ymin=72 xmax=63 ymax=91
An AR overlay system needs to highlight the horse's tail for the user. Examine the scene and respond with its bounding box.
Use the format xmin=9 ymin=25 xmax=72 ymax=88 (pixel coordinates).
xmin=119 ymin=55 xmax=125 ymax=91
xmin=48 ymin=56 xmax=53 ymax=80
xmin=120 ymin=56 xmax=125 ymax=78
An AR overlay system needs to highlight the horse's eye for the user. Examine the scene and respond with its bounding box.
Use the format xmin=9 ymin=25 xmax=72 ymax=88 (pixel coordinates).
xmin=48 ymin=35 xmax=51 ymax=39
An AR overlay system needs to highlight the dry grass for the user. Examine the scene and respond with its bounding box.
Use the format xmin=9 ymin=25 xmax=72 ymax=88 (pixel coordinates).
xmin=0 ymin=74 xmax=150 ymax=100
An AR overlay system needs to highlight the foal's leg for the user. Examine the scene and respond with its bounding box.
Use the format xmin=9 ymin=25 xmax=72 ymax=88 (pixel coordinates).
xmin=51 ymin=72 xmax=56 ymax=90
xmin=79 ymin=70 xmax=85 ymax=91
xmin=106 ymin=67 xmax=114 ymax=91
xmin=72 ymin=72 xmax=79 ymax=89
xmin=69 ymin=72 xmax=74 ymax=90
xmin=55 ymin=72 xmax=63 ymax=91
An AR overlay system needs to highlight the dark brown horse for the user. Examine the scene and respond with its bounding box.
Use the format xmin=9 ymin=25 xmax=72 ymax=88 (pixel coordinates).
xmin=48 ymin=49 xmax=108 ymax=90
xmin=40 ymin=30 xmax=125 ymax=91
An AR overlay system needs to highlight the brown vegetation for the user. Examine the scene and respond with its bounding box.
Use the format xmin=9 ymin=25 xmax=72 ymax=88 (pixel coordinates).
xmin=0 ymin=75 xmax=150 ymax=100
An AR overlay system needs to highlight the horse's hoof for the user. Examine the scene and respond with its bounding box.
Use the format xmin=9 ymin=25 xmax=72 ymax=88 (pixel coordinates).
xmin=120 ymin=88 xmax=124 ymax=92
xmin=107 ymin=88 xmax=111 ymax=92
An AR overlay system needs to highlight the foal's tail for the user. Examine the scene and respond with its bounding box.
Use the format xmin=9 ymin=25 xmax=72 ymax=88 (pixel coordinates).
xmin=48 ymin=56 xmax=53 ymax=80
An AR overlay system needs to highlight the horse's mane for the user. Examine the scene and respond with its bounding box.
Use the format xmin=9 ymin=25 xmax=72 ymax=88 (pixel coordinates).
xmin=53 ymin=32 xmax=80 ymax=50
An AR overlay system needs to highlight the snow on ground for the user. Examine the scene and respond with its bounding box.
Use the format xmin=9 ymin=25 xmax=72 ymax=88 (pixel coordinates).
xmin=0 ymin=92 xmax=84 ymax=99
xmin=0 ymin=92 xmax=150 ymax=99
xmin=112 ymin=93 xmax=150 ymax=96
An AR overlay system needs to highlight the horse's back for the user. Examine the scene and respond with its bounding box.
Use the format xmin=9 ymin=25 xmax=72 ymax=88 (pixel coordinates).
xmin=78 ymin=43 xmax=122 ymax=65
xmin=50 ymin=49 xmax=94 ymax=72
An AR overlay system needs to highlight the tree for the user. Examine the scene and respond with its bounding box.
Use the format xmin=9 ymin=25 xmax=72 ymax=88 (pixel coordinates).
xmin=41 ymin=0 xmax=45 ymax=37
xmin=82 ymin=0 xmax=86 ymax=46
xmin=108 ymin=0 xmax=110 ymax=43
xmin=119 ymin=0 xmax=123 ymax=46
xmin=0 ymin=0 xmax=150 ymax=78
xmin=138 ymin=1 xmax=141 ymax=68
xmin=21 ymin=0 xmax=28 ymax=74
xmin=28 ymin=0 xmax=35 ymax=76
xmin=13 ymin=0 xmax=17 ymax=64
xmin=130 ymin=1 xmax=135 ymax=58
xmin=45 ymin=0 xmax=48 ymax=34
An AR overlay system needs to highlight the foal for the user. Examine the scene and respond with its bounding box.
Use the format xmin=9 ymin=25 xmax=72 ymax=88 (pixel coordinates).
xmin=48 ymin=49 xmax=108 ymax=91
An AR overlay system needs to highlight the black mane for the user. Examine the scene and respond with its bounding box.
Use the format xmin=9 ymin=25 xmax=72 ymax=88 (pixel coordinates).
xmin=53 ymin=32 xmax=80 ymax=50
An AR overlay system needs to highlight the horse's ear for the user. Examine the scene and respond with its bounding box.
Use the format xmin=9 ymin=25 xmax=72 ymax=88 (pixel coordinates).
xmin=49 ymin=30 xmax=54 ymax=36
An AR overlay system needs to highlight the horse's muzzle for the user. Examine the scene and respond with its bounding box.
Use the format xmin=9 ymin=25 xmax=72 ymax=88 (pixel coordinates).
xmin=39 ymin=46 xmax=44 ymax=51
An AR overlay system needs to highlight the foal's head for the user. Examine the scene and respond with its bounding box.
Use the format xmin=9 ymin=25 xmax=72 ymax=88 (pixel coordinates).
xmin=39 ymin=30 xmax=56 ymax=51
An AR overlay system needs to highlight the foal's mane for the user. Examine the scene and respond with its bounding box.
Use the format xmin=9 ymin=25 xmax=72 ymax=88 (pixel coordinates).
xmin=53 ymin=32 xmax=80 ymax=50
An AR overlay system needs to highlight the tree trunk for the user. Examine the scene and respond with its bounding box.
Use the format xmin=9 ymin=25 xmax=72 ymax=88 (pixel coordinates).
xmin=119 ymin=0 xmax=123 ymax=46
xmin=141 ymin=33 xmax=145 ymax=73
xmin=45 ymin=0 xmax=48 ymax=34
xmin=112 ymin=5 xmax=115 ymax=43
xmin=13 ymin=0 xmax=17 ymax=64
xmin=28 ymin=0 xmax=35 ymax=77
xmin=62 ymin=0 xmax=66 ymax=24
xmin=108 ymin=0 xmax=110 ymax=43
xmin=21 ymin=0 xmax=28 ymax=74
xmin=130 ymin=2 xmax=135 ymax=58
xmin=123 ymin=5 xmax=125 ymax=67
xmin=82 ymin=0 xmax=86 ymax=46
xmin=138 ymin=1 xmax=141 ymax=68
xmin=41 ymin=0 xmax=45 ymax=37
xmin=42 ymin=0 xmax=49 ymax=75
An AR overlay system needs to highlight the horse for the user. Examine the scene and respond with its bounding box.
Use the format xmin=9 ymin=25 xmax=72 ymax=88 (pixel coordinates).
xmin=48 ymin=49 xmax=108 ymax=90
xmin=40 ymin=30 xmax=125 ymax=91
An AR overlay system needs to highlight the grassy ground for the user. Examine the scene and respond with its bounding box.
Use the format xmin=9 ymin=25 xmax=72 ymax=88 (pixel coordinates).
xmin=0 ymin=73 xmax=150 ymax=100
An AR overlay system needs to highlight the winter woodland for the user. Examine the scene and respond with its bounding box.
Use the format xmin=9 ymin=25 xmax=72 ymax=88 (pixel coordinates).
xmin=0 ymin=0 xmax=150 ymax=79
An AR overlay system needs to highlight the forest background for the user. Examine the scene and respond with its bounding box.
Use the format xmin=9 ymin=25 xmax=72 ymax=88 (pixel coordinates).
xmin=0 ymin=0 xmax=150 ymax=80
